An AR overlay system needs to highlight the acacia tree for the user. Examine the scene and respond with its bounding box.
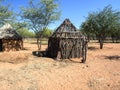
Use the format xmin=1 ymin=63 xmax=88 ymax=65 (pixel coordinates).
xmin=42 ymin=28 xmax=53 ymax=38
xmin=110 ymin=20 xmax=120 ymax=43
xmin=21 ymin=0 xmax=60 ymax=50
xmin=81 ymin=5 xmax=120 ymax=49
xmin=0 ymin=0 xmax=13 ymax=27
xmin=81 ymin=14 xmax=96 ymax=42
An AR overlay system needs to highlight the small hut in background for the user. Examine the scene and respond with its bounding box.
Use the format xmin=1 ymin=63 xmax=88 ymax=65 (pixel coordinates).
xmin=0 ymin=24 xmax=23 ymax=52
xmin=47 ymin=19 xmax=88 ymax=62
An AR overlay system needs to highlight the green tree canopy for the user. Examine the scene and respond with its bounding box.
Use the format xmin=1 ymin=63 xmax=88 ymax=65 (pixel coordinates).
xmin=17 ymin=28 xmax=35 ymax=38
xmin=21 ymin=0 xmax=60 ymax=50
xmin=0 ymin=0 xmax=13 ymax=26
xmin=81 ymin=5 xmax=120 ymax=49
xmin=12 ymin=22 xmax=35 ymax=38
xmin=42 ymin=28 xmax=53 ymax=38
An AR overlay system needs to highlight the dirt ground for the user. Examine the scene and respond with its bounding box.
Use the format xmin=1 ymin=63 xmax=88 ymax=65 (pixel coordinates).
xmin=0 ymin=42 xmax=120 ymax=90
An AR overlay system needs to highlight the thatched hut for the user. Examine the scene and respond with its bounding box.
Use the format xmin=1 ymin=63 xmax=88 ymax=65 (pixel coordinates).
xmin=0 ymin=24 xmax=23 ymax=52
xmin=47 ymin=19 xmax=88 ymax=62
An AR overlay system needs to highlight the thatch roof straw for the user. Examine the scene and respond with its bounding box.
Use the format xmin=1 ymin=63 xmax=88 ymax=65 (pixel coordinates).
xmin=0 ymin=23 xmax=22 ymax=39
xmin=51 ymin=19 xmax=83 ymax=38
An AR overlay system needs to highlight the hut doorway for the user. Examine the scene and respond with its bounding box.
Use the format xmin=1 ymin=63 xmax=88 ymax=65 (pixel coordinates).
xmin=0 ymin=39 xmax=3 ymax=51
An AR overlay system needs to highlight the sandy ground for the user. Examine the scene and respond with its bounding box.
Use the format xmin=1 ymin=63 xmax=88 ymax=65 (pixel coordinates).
xmin=0 ymin=42 xmax=120 ymax=90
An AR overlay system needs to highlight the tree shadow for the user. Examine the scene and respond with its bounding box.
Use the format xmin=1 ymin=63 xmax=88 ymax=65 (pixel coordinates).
xmin=30 ymin=42 xmax=37 ymax=44
xmin=104 ymin=55 xmax=120 ymax=61
xmin=88 ymin=46 xmax=98 ymax=50
xmin=30 ymin=42 xmax=48 ymax=45
xmin=22 ymin=48 xmax=29 ymax=51
xmin=68 ymin=59 xmax=85 ymax=63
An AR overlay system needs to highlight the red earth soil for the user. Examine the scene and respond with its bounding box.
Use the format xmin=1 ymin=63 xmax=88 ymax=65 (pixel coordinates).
xmin=0 ymin=42 xmax=119 ymax=90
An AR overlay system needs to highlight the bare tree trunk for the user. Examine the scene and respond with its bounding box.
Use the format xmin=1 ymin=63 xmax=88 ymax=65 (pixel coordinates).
xmin=37 ymin=38 xmax=41 ymax=51
xmin=36 ymin=34 xmax=43 ymax=50
xmin=87 ymin=35 xmax=90 ymax=42
xmin=39 ymin=36 xmax=42 ymax=50
xmin=37 ymin=38 xmax=40 ymax=50
xmin=116 ymin=38 xmax=118 ymax=43
xmin=111 ymin=35 xmax=115 ymax=43
xmin=99 ymin=37 xmax=103 ymax=49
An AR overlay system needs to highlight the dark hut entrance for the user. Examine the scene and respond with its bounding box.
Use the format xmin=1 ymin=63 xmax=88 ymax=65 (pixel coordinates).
xmin=0 ymin=39 xmax=2 ymax=51
xmin=47 ymin=19 xmax=88 ymax=63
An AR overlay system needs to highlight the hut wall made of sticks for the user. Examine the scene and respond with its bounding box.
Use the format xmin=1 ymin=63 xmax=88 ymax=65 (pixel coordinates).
xmin=1 ymin=39 xmax=23 ymax=51
xmin=47 ymin=19 xmax=88 ymax=62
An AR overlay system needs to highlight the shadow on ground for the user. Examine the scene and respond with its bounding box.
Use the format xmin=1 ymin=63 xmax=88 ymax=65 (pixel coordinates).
xmin=32 ymin=51 xmax=85 ymax=63
xmin=104 ymin=55 xmax=120 ymax=61
xmin=32 ymin=51 xmax=47 ymax=57
xmin=22 ymin=48 xmax=29 ymax=51
xmin=88 ymin=46 xmax=98 ymax=50
xmin=69 ymin=59 xmax=85 ymax=63
xmin=30 ymin=42 xmax=48 ymax=45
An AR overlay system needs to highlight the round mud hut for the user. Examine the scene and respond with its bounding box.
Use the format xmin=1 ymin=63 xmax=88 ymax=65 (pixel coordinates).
xmin=0 ymin=24 xmax=23 ymax=52
xmin=47 ymin=19 xmax=88 ymax=63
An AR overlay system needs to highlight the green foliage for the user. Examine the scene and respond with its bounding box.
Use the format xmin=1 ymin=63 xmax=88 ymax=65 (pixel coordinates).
xmin=81 ymin=16 xmax=96 ymax=41
xmin=17 ymin=28 xmax=35 ymax=38
xmin=42 ymin=28 xmax=53 ymax=38
xmin=12 ymin=22 xmax=28 ymax=30
xmin=12 ymin=22 xmax=35 ymax=38
xmin=21 ymin=0 xmax=60 ymax=50
xmin=21 ymin=0 xmax=60 ymax=34
xmin=0 ymin=0 xmax=13 ymax=26
xmin=111 ymin=22 xmax=120 ymax=42
xmin=81 ymin=5 xmax=120 ymax=48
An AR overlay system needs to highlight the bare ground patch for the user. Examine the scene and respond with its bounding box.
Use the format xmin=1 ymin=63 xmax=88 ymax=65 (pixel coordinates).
xmin=0 ymin=43 xmax=119 ymax=90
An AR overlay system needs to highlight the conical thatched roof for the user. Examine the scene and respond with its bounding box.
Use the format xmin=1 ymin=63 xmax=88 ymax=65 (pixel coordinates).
xmin=51 ymin=19 xmax=83 ymax=37
xmin=0 ymin=23 xmax=22 ymax=39
xmin=55 ymin=19 xmax=77 ymax=32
